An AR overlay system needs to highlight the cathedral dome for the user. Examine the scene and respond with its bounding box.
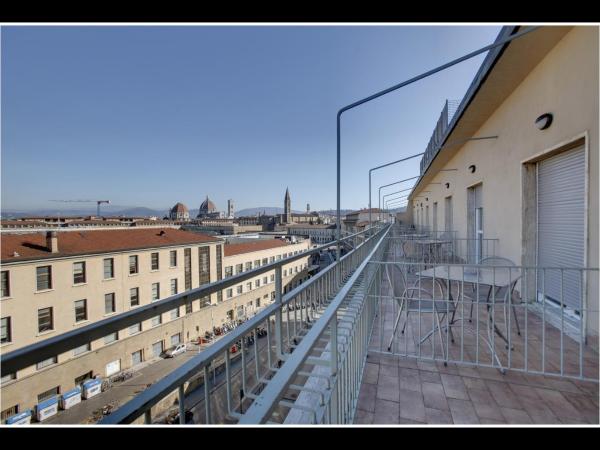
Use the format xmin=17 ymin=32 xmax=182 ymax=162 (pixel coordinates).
xmin=169 ymin=202 xmax=190 ymax=220
xmin=199 ymin=196 xmax=217 ymax=213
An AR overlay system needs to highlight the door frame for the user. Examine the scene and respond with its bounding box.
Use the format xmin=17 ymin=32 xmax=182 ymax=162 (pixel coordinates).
xmin=521 ymin=131 xmax=589 ymax=340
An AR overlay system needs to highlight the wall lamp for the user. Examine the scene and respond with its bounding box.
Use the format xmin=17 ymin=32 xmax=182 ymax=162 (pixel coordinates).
xmin=468 ymin=165 xmax=476 ymax=173
xmin=535 ymin=113 xmax=553 ymax=130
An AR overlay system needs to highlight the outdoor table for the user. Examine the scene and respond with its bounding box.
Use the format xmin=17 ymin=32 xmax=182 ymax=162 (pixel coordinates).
xmin=416 ymin=265 xmax=522 ymax=372
xmin=413 ymin=239 xmax=452 ymax=265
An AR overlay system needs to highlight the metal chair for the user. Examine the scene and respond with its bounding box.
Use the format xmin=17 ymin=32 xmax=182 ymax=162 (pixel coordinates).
xmin=385 ymin=264 xmax=456 ymax=363
xmin=468 ymin=256 xmax=522 ymax=342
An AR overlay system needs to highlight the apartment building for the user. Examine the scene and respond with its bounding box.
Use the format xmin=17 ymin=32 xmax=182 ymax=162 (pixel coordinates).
xmin=409 ymin=26 xmax=599 ymax=347
xmin=0 ymin=228 xmax=311 ymax=419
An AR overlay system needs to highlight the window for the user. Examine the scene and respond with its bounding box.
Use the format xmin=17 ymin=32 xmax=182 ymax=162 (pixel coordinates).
xmin=283 ymin=269 xmax=287 ymax=277
xmin=216 ymin=245 xmax=223 ymax=282
xmin=226 ymin=288 xmax=233 ymax=298
xmin=38 ymin=307 xmax=53 ymax=333
xmin=128 ymin=323 xmax=141 ymax=335
xmin=105 ymin=293 xmax=116 ymax=314
xmin=36 ymin=266 xmax=52 ymax=291
xmin=237 ymin=285 xmax=243 ymax=294
xmin=74 ymin=299 xmax=88 ymax=322
xmin=262 ymin=258 xmax=268 ymax=266
xmin=132 ymin=350 xmax=143 ymax=366
xmin=170 ymin=250 xmax=177 ymax=267
xmin=36 ymin=356 xmax=57 ymax=370
xmin=236 ymin=264 xmax=243 ymax=274
xmin=151 ymin=315 xmax=162 ymax=327
xmin=269 ymin=256 xmax=275 ymax=263
xmin=1 ymin=405 xmax=19 ymax=421
xmin=254 ymin=259 xmax=260 ymax=268
xmin=37 ymin=386 xmax=59 ymax=403
xmin=270 ymin=274 xmax=275 ymax=282
xmin=255 ymin=279 xmax=260 ymax=288
xmin=1 ymin=372 xmax=16 ymax=385
xmin=256 ymin=298 xmax=261 ymax=308
xmin=152 ymin=283 xmax=160 ymax=301
xmin=1 ymin=317 xmax=11 ymax=343
xmin=74 ymin=371 xmax=93 ymax=386
xmin=246 ymin=282 xmax=252 ymax=291
xmin=73 ymin=262 xmax=86 ymax=284
xmin=171 ymin=333 xmax=181 ymax=346
xmin=73 ymin=343 xmax=90 ymax=356
xmin=276 ymin=255 xmax=282 ymax=261
xmin=151 ymin=252 xmax=159 ymax=271
xmin=170 ymin=278 xmax=178 ymax=295
xmin=129 ymin=255 xmax=139 ymax=275
xmin=1 ymin=271 xmax=9 ymax=298
xmin=263 ymin=276 xmax=268 ymax=284
xmin=225 ymin=266 xmax=233 ymax=277
xmin=199 ymin=246 xmax=210 ymax=286
xmin=104 ymin=332 xmax=118 ymax=344
xmin=130 ymin=287 xmax=140 ymax=307
xmin=185 ymin=301 xmax=193 ymax=314
xmin=283 ymin=253 xmax=287 ymax=259
xmin=103 ymin=258 xmax=114 ymax=279
xmin=184 ymin=248 xmax=192 ymax=290
xmin=200 ymin=296 xmax=211 ymax=308
xmin=245 ymin=262 xmax=252 ymax=271
xmin=170 ymin=308 xmax=180 ymax=320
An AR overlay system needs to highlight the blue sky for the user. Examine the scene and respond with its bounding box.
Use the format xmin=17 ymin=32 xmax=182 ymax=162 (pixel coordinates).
xmin=1 ymin=25 xmax=501 ymax=212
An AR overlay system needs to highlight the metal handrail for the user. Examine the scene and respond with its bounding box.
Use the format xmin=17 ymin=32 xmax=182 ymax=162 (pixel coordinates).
xmin=238 ymin=224 xmax=391 ymax=423
xmin=97 ymin=224 xmax=389 ymax=424
xmin=0 ymin=226 xmax=380 ymax=376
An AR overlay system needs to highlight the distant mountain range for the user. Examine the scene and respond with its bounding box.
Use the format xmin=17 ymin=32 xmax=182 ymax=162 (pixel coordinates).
xmin=1 ymin=205 xmax=363 ymax=219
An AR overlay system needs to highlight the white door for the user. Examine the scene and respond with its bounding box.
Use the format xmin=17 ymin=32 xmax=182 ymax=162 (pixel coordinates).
xmin=152 ymin=341 xmax=164 ymax=357
xmin=444 ymin=196 xmax=453 ymax=232
xmin=105 ymin=359 xmax=120 ymax=377
xmin=537 ymin=146 xmax=585 ymax=312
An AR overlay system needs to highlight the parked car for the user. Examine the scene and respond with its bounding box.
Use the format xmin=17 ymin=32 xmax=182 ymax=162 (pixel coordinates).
xmin=161 ymin=343 xmax=187 ymax=358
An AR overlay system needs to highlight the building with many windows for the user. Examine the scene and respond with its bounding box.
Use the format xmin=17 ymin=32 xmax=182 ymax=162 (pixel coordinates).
xmin=0 ymin=228 xmax=311 ymax=419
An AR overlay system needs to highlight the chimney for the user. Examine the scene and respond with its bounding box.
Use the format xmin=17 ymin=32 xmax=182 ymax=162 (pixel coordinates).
xmin=46 ymin=231 xmax=58 ymax=253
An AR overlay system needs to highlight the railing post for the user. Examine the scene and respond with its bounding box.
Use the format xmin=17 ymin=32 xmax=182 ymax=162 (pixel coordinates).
xmin=330 ymin=316 xmax=338 ymax=423
xmin=178 ymin=384 xmax=185 ymax=424
xmin=275 ymin=265 xmax=284 ymax=359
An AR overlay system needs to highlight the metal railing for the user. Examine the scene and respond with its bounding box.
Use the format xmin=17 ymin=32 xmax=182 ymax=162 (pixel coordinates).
xmin=91 ymin=224 xmax=390 ymax=424
xmin=419 ymin=99 xmax=460 ymax=175
xmin=0 ymin=227 xmax=377 ymax=377
xmin=368 ymin=259 xmax=599 ymax=382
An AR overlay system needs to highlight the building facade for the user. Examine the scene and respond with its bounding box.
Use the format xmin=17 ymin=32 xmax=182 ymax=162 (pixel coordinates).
xmin=409 ymin=26 xmax=599 ymax=347
xmin=0 ymin=228 xmax=311 ymax=418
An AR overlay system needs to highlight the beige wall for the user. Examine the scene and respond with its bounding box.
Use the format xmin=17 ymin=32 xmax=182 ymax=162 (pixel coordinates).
xmin=0 ymin=239 xmax=311 ymax=415
xmin=410 ymin=27 xmax=598 ymax=340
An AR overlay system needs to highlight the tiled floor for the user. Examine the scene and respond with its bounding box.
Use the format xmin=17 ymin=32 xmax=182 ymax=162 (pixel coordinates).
xmin=354 ymin=352 xmax=599 ymax=424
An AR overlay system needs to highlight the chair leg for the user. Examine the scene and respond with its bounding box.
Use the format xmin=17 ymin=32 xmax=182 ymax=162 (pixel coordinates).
xmin=387 ymin=301 xmax=405 ymax=352
xmin=512 ymin=305 xmax=521 ymax=336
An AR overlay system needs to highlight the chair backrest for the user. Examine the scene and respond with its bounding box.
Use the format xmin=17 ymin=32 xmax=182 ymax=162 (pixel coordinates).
xmin=386 ymin=263 xmax=409 ymax=298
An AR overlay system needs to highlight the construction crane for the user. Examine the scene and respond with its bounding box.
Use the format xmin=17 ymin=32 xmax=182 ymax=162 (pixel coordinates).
xmin=49 ymin=199 xmax=111 ymax=217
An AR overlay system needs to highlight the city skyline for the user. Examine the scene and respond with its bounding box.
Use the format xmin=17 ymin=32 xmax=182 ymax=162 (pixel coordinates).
xmin=1 ymin=25 xmax=500 ymax=211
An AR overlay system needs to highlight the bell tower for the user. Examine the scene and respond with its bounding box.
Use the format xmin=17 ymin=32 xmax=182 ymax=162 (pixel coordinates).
xmin=284 ymin=188 xmax=292 ymax=224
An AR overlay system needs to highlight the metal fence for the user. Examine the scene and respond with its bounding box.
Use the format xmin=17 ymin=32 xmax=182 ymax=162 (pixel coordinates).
xmin=419 ymin=99 xmax=461 ymax=175
xmin=368 ymin=260 xmax=599 ymax=382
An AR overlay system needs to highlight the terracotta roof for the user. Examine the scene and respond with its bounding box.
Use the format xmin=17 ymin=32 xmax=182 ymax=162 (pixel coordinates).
xmin=170 ymin=202 xmax=189 ymax=214
xmin=224 ymin=239 xmax=290 ymax=257
xmin=1 ymin=228 xmax=218 ymax=263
